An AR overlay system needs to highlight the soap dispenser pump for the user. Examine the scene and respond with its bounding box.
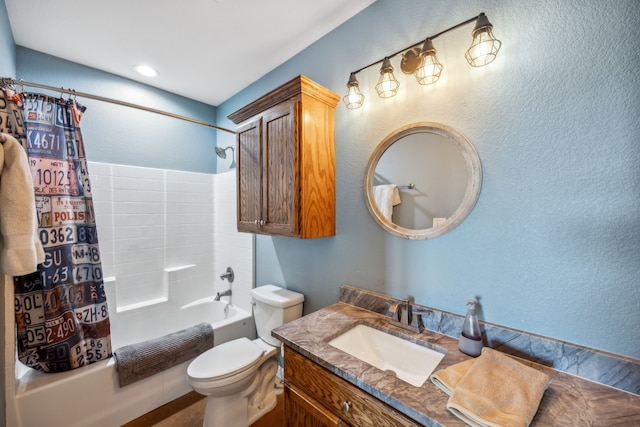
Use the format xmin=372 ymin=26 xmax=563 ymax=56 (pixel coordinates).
xmin=458 ymin=299 xmax=483 ymax=357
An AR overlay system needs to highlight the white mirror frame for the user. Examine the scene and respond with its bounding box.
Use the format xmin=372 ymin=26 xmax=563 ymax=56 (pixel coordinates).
xmin=364 ymin=122 xmax=482 ymax=240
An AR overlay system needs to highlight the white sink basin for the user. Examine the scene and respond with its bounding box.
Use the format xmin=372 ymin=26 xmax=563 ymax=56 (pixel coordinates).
xmin=328 ymin=324 xmax=445 ymax=387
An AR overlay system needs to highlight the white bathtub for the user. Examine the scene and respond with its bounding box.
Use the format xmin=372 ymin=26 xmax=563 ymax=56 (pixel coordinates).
xmin=11 ymin=299 xmax=253 ymax=427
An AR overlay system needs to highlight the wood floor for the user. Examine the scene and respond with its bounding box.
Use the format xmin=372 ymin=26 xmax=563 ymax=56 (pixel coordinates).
xmin=122 ymin=390 xmax=285 ymax=427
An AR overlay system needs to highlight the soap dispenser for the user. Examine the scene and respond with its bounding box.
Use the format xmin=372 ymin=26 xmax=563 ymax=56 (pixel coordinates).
xmin=458 ymin=299 xmax=483 ymax=356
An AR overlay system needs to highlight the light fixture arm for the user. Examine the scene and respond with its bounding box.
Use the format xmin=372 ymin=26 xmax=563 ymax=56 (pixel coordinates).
xmin=348 ymin=14 xmax=483 ymax=77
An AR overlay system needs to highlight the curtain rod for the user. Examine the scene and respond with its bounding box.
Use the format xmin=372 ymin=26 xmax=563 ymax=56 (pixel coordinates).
xmin=0 ymin=77 xmax=236 ymax=135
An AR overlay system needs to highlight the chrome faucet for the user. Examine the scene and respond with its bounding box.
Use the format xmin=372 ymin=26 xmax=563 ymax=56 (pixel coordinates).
xmin=388 ymin=297 xmax=425 ymax=333
xmin=214 ymin=289 xmax=232 ymax=301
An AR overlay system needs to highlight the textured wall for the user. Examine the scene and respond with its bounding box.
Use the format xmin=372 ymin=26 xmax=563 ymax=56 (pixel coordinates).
xmin=216 ymin=0 xmax=640 ymax=359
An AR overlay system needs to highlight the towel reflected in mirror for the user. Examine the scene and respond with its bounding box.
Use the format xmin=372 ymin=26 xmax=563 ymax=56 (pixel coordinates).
xmin=373 ymin=184 xmax=401 ymax=221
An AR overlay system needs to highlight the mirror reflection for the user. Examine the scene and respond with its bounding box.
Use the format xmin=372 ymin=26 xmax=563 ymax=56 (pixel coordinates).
xmin=374 ymin=131 xmax=468 ymax=229
xmin=364 ymin=122 xmax=482 ymax=240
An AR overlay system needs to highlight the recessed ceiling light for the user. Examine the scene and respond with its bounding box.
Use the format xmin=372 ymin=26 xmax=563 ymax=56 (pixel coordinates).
xmin=134 ymin=65 xmax=159 ymax=77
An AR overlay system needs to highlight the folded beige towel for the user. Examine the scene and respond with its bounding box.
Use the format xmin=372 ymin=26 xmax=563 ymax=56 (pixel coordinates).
xmin=431 ymin=348 xmax=550 ymax=427
xmin=431 ymin=357 xmax=476 ymax=395
xmin=0 ymin=133 xmax=45 ymax=276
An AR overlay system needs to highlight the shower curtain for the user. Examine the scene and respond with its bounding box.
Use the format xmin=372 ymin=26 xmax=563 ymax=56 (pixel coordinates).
xmin=0 ymin=87 xmax=112 ymax=372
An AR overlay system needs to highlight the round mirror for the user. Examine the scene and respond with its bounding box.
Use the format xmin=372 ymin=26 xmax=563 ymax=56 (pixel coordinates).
xmin=364 ymin=122 xmax=482 ymax=239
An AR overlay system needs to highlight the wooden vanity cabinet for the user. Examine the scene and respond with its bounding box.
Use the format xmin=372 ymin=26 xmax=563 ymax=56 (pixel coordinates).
xmin=285 ymin=384 xmax=348 ymax=427
xmin=228 ymin=75 xmax=340 ymax=239
xmin=283 ymin=346 xmax=422 ymax=427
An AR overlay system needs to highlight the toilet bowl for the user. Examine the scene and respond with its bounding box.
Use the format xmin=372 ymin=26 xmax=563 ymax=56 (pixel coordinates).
xmin=187 ymin=285 xmax=304 ymax=427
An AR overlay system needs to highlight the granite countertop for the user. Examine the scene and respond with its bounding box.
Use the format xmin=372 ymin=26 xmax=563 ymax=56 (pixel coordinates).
xmin=272 ymin=301 xmax=640 ymax=426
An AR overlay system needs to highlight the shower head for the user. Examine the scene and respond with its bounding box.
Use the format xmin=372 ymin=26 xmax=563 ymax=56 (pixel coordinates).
xmin=215 ymin=145 xmax=234 ymax=159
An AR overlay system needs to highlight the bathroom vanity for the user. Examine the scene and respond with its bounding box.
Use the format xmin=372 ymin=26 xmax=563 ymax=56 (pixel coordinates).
xmin=284 ymin=347 xmax=421 ymax=426
xmin=272 ymin=287 xmax=640 ymax=426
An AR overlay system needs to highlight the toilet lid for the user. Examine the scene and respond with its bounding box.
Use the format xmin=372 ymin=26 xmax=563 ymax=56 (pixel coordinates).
xmin=187 ymin=337 xmax=265 ymax=381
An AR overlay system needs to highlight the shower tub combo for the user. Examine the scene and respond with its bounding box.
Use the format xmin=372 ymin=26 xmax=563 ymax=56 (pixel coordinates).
xmin=11 ymin=297 xmax=252 ymax=427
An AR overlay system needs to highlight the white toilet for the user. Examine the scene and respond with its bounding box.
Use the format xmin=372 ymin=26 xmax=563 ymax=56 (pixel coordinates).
xmin=187 ymin=284 xmax=304 ymax=427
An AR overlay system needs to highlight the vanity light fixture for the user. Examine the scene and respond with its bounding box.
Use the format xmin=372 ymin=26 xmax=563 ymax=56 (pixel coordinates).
xmin=375 ymin=57 xmax=400 ymax=98
xmin=414 ymin=39 xmax=443 ymax=85
xmin=465 ymin=13 xmax=502 ymax=67
xmin=343 ymin=73 xmax=365 ymax=109
xmin=343 ymin=12 xmax=501 ymax=108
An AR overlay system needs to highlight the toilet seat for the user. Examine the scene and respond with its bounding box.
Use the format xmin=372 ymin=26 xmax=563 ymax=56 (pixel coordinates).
xmin=187 ymin=337 xmax=264 ymax=382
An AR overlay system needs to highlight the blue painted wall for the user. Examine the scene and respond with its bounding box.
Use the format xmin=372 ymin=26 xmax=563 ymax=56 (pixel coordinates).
xmin=11 ymin=47 xmax=218 ymax=173
xmin=217 ymin=0 xmax=640 ymax=359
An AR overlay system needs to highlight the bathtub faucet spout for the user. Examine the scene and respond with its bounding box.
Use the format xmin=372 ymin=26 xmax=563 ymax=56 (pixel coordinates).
xmin=214 ymin=289 xmax=232 ymax=301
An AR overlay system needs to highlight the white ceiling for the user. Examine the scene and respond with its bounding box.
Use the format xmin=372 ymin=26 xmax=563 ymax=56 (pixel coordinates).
xmin=5 ymin=0 xmax=375 ymax=106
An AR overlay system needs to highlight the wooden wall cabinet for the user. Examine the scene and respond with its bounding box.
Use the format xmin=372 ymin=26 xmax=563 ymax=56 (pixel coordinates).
xmin=228 ymin=75 xmax=340 ymax=239
xmin=283 ymin=346 xmax=422 ymax=427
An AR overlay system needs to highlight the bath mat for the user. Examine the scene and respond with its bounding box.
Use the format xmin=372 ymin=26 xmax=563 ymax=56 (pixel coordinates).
xmin=114 ymin=322 xmax=214 ymax=387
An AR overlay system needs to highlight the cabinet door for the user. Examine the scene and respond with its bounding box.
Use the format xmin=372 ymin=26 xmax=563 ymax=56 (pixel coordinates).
xmin=285 ymin=347 xmax=422 ymax=427
xmin=285 ymin=383 xmax=348 ymax=427
xmin=236 ymin=117 xmax=263 ymax=233
xmin=261 ymin=100 xmax=299 ymax=236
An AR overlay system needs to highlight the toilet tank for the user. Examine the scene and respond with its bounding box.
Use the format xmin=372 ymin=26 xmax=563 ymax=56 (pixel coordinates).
xmin=252 ymin=285 xmax=304 ymax=347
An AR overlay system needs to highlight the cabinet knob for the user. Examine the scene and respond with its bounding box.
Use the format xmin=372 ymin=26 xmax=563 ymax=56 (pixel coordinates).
xmin=341 ymin=401 xmax=351 ymax=412
xmin=259 ymin=219 xmax=265 ymax=226
xmin=254 ymin=220 xmax=259 ymax=225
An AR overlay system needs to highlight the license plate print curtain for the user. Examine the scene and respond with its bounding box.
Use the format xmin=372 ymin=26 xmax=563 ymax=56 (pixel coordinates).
xmin=2 ymin=89 xmax=112 ymax=373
